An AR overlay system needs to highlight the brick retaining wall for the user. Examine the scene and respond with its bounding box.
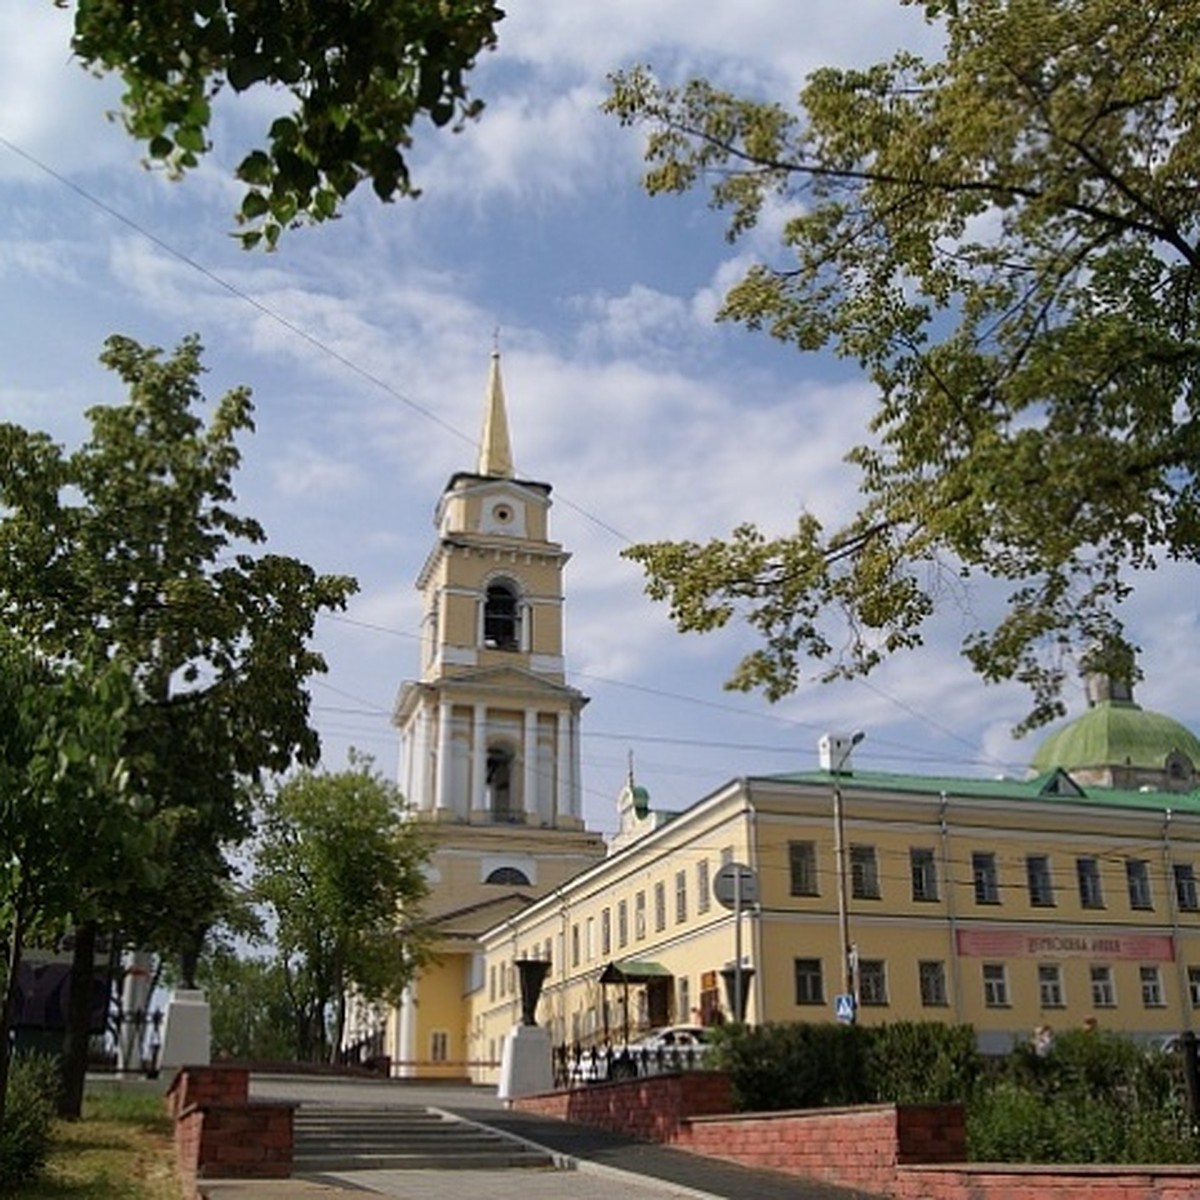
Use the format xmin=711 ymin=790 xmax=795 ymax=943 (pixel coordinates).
xmin=168 ymin=1066 xmax=294 ymax=1198
xmin=515 ymin=1074 xmax=1200 ymax=1200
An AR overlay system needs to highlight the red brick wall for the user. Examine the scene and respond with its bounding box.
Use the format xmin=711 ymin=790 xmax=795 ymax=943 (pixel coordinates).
xmin=892 ymin=1165 xmax=1200 ymax=1199
xmin=517 ymin=1071 xmax=732 ymax=1140
xmin=515 ymin=1076 xmax=1200 ymax=1200
xmin=677 ymin=1103 xmax=963 ymax=1196
xmin=168 ymin=1067 xmax=293 ymax=1196
xmin=166 ymin=1066 xmax=249 ymax=1119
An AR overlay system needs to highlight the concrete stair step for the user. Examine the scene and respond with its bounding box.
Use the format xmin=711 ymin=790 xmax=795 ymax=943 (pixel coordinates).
xmin=291 ymin=1104 xmax=557 ymax=1173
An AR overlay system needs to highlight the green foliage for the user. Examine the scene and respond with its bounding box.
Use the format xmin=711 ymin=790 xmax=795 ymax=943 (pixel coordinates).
xmin=0 ymin=333 xmax=357 ymax=980
xmin=65 ymin=0 xmax=504 ymax=248
xmin=253 ymin=755 xmax=431 ymax=1062
xmin=712 ymin=1020 xmax=980 ymax=1112
xmin=606 ymin=1 xmax=1200 ymax=727
xmin=0 ymin=1055 xmax=60 ymax=1190
xmin=713 ymin=1021 xmax=1196 ymax=1164
xmin=711 ymin=1022 xmax=868 ymax=1110
xmin=968 ymin=1029 xmax=1199 ymax=1163
xmin=199 ymin=950 xmax=296 ymax=1062
xmin=864 ymin=1020 xmax=980 ymax=1105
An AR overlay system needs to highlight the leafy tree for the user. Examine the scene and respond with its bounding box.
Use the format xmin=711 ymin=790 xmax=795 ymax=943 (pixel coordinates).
xmin=606 ymin=0 xmax=1200 ymax=729
xmin=199 ymin=950 xmax=296 ymax=1062
xmin=63 ymin=0 xmax=505 ymax=248
xmin=253 ymin=757 xmax=430 ymax=1063
xmin=0 ymin=637 xmax=138 ymax=1135
xmin=0 ymin=334 xmax=357 ymax=1111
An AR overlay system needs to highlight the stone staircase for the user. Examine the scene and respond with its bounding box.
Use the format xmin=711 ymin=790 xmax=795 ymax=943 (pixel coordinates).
xmin=292 ymin=1104 xmax=560 ymax=1174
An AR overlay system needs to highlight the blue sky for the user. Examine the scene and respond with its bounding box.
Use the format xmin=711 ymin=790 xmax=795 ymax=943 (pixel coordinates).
xmin=4 ymin=2 xmax=1199 ymax=836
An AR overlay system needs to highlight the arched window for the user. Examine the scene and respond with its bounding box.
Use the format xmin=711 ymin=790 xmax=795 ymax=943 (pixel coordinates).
xmin=485 ymin=866 xmax=531 ymax=886
xmin=487 ymin=746 xmax=518 ymax=820
xmin=483 ymin=581 xmax=520 ymax=651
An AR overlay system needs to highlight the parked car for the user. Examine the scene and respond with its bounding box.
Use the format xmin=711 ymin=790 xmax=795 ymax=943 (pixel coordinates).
xmin=568 ymin=1024 xmax=713 ymax=1084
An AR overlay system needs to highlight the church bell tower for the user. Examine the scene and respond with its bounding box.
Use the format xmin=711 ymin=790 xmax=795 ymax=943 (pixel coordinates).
xmin=389 ymin=351 xmax=605 ymax=1078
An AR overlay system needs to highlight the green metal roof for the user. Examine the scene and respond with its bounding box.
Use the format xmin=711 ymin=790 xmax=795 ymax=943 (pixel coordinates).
xmin=1031 ymin=700 xmax=1200 ymax=773
xmin=758 ymin=767 xmax=1200 ymax=814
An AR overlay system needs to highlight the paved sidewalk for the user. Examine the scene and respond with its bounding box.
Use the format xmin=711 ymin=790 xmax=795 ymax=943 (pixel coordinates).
xmin=195 ymin=1074 xmax=877 ymax=1200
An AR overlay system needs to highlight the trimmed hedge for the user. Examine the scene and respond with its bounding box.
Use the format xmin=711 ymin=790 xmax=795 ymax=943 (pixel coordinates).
xmin=710 ymin=1019 xmax=979 ymax=1111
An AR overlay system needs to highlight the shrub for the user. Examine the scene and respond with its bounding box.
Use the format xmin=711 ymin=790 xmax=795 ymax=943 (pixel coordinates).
xmin=712 ymin=1020 xmax=979 ymax=1112
xmin=967 ymin=1029 xmax=1200 ymax=1163
xmin=865 ymin=1021 xmax=981 ymax=1104
xmin=0 ymin=1054 xmax=61 ymax=1189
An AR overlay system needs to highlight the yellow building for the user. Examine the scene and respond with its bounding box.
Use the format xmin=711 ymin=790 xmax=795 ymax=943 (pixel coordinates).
xmin=386 ymin=354 xmax=1200 ymax=1081
xmin=385 ymin=352 xmax=606 ymax=1077
xmin=471 ymin=732 xmax=1200 ymax=1079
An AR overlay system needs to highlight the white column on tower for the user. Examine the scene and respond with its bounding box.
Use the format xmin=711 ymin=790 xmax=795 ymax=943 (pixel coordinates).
xmin=472 ymin=704 xmax=487 ymax=814
xmin=436 ymin=699 xmax=453 ymax=814
xmin=523 ymin=707 xmax=539 ymax=820
xmin=555 ymin=710 xmax=570 ymax=825
xmin=569 ymin=710 xmax=583 ymax=818
xmin=410 ymin=703 xmax=431 ymax=812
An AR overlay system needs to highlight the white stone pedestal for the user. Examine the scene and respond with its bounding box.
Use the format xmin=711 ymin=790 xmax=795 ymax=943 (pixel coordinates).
xmin=157 ymin=988 xmax=211 ymax=1070
xmin=497 ymin=1024 xmax=553 ymax=1102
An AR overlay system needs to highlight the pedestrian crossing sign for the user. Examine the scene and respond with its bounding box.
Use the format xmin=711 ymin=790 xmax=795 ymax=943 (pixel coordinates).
xmin=834 ymin=993 xmax=856 ymax=1023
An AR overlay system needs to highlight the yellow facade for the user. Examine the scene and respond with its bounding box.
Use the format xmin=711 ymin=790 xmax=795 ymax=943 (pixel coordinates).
xmin=469 ymin=768 xmax=1200 ymax=1081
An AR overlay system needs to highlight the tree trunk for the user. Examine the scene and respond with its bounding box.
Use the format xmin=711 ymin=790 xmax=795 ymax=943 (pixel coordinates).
xmin=0 ymin=907 xmax=27 ymax=1137
xmin=58 ymin=919 xmax=98 ymax=1119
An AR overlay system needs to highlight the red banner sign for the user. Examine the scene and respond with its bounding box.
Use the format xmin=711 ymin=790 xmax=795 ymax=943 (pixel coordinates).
xmin=956 ymin=928 xmax=1174 ymax=962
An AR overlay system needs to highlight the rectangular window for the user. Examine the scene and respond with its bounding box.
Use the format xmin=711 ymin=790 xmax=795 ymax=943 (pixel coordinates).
xmin=675 ymin=869 xmax=688 ymax=923
xmin=973 ymin=852 xmax=1000 ymax=904
xmin=1090 ymin=964 xmax=1116 ymax=1007
xmin=617 ymin=900 xmax=629 ymax=949
xmin=1126 ymin=859 xmax=1153 ymax=910
xmin=654 ymin=881 xmax=667 ymax=932
xmin=794 ymin=958 xmax=824 ymax=1005
xmin=571 ymin=924 xmax=580 ymax=967
xmin=489 ymin=965 xmax=496 ymax=1002
xmin=982 ymin=963 xmax=1009 ymax=1007
xmin=600 ymin=908 xmax=612 ymax=957
xmin=1038 ymin=963 xmax=1064 ymax=1008
xmin=789 ymin=841 xmax=819 ymax=896
xmin=1026 ymin=855 xmax=1055 ymax=907
xmin=858 ymin=960 xmax=888 ymax=1006
xmin=1175 ymin=864 xmax=1200 ymax=912
xmin=1188 ymin=966 xmax=1200 ymax=1008
xmin=635 ymin=890 xmax=646 ymax=940
xmin=1077 ymin=857 xmax=1104 ymax=908
xmin=1141 ymin=966 xmax=1165 ymax=1008
xmin=697 ymin=859 xmax=711 ymax=914
xmin=919 ymin=961 xmax=948 ymax=1007
xmin=910 ymin=847 xmax=939 ymax=902
xmin=678 ymin=976 xmax=690 ymax=1024
xmin=430 ymin=1031 xmax=449 ymax=1062
xmin=585 ymin=917 xmax=595 ymax=961
xmin=851 ymin=844 xmax=881 ymax=899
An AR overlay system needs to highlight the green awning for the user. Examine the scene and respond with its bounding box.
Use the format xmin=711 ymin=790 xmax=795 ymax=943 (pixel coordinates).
xmin=599 ymin=960 xmax=672 ymax=984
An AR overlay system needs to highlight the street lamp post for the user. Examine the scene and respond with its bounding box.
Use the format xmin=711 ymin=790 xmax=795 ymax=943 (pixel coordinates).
xmin=831 ymin=731 xmax=865 ymax=1022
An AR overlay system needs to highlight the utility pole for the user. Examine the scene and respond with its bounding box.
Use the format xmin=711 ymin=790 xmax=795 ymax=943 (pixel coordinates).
xmin=830 ymin=731 xmax=865 ymax=1023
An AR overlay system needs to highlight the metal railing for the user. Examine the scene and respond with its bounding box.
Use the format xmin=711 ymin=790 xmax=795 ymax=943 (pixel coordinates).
xmin=553 ymin=1041 xmax=710 ymax=1088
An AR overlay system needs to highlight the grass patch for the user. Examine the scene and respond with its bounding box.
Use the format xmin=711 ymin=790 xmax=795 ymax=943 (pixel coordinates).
xmin=8 ymin=1090 xmax=178 ymax=1199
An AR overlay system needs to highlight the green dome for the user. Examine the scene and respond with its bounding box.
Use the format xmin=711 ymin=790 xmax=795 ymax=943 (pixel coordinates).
xmin=1032 ymin=700 xmax=1200 ymax=775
